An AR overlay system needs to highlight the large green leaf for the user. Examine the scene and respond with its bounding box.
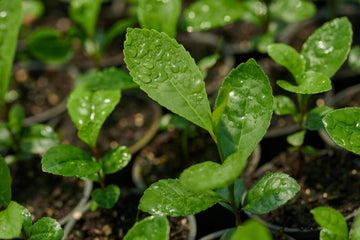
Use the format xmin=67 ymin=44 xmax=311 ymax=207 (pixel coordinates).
xmin=301 ymin=17 xmax=353 ymax=78
xmin=0 ymin=0 xmax=22 ymax=104
xmin=20 ymin=124 xmax=59 ymax=154
xmin=29 ymin=217 xmax=64 ymax=240
xmin=0 ymin=156 xmax=11 ymax=208
xmin=26 ymin=28 xmax=73 ymax=64
xmin=304 ymin=105 xmax=333 ymax=131
xmin=181 ymin=0 xmax=245 ymax=31
xmin=311 ymin=207 xmax=348 ymax=240
xmin=91 ymin=184 xmax=120 ymax=209
xmin=243 ymin=172 xmax=300 ymax=214
xmin=101 ymin=146 xmax=131 ymax=175
xmin=139 ymin=179 xmax=222 ymax=216
xmin=124 ymin=28 xmax=213 ymax=132
xmin=42 ymin=145 xmax=101 ymax=177
xmin=270 ymin=0 xmax=316 ymax=23
xmin=124 ymin=216 xmax=169 ymax=240
xmin=351 ymin=212 xmax=360 ymax=240
xmin=215 ymin=59 xmax=273 ymax=158
xmin=323 ymin=107 xmax=360 ymax=154
xmin=273 ymin=95 xmax=297 ymax=116
xmin=230 ymin=219 xmax=273 ymax=240
xmin=267 ymin=43 xmax=304 ymax=79
xmin=0 ymin=201 xmax=23 ymax=239
xmin=138 ymin=0 xmax=181 ymax=38
xmin=69 ymin=0 xmax=102 ymax=37
xmin=67 ymin=84 xmax=120 ymax=147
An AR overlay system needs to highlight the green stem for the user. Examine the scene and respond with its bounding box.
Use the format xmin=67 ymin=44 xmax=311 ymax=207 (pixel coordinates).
xmin=92 ymin=145 xmax=106 ymax=189
xmin=228 ymin=184 xmax=241 ymax=226
xmin=21 ymin=227 xmax=28 ymax=240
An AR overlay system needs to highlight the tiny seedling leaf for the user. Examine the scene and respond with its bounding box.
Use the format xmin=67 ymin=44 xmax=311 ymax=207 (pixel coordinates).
xmin=198 ymin=53 xmax=220 ymax=78
xmin=304 ymin=105 xmax=333 ymax=131
xmin=8 ymin=104 xmax=25 ymax=136
xmin=230 ymin=219 xmax=273 ymax=240
xmin=243 ymin=172 xmax=300 ymax=214
xmin=91 ymin=184 xmax=120 ymax=209
xmin=351 ymin=212 xmax=360 ymax=240
xmin=102 ymin=18 xmax=137 ymax=52
xmin=273 ymin=95 xmax=297 ymax=116
xmin=124 ymin=28 xmax=213 ymax=132
xmin=101 ymin=146 xmax=132 ymax=175
xmin=29 ymin=217 xmax=64 ymax=240
xmin=348 ymin=46 xmax=360 ymax=71
xmin=323 ymin=107 xmax=360 ymax=154
xmin=22 ymin=207 xmax=32 ymax=237
xmin=216 ymin=179 xmax=244 ymax=212
xmin=22 ymin=0 xmax=44 ymax=24
xmin=124 ymin=216 xmax=169 ymax=240
xmin=42 ymin=144 xmax=101 ymax=177
xmin=0 ymin=156 xmax=11 ymax=208
xmin=270 ymin=0 xmax=316 ymax=23
xmin=0 ymin=201 xmax=23 ymax=239
xmin=139 ymin=179 xmax=222 ymax=216
xmin=20 ymin=124 xmax=59 ymax=154
xmin=311 ymin=206 xmax=348 ymax=240
xmin=287 ymin=130 xmax=306 ymax=147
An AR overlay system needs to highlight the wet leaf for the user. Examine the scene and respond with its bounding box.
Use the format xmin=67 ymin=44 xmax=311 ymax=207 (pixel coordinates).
xmin=67 ymin=84 xmax=120 ymax=147
xmin=0 ymin=0 xmax=22 ymax=104
xmin=323 ymin=107 xmax=360 ymax=155
xmin=273 ymin=95 xmax=297 ymax=116
xmin=20 ymin=124 xmax=59 ymax=154
xmin=181 ymin=0 xmax=245 ymax=31
xmin=138 ymin=0 xmax=181 ymax=38
xmin=42 ymin=144 xmax=101 ymax=177
xmin=101 ymin=146 xmax=132 ymax=174
xmin=139 ymin=179 xmax=222 ymax=216
xmin=29 ymin=217 xmax=63 ymax=240
xmin=270 ymin=0 xmax=316 ymax=23
xmin=124 ymin=28 xmax=213 ymax=132
xmin=26 ymin=28 xmax=73 ymax=64
xmin=0 ymin=156 xmax=11 ymax=208
xmin=91 ymin=184 xmax=120 ymax=209
xmin=124 ymin=216 xmax=169 ymax=240
xmin=286 ymin=130 xmax=305 ymax=147
xmin=301 ymin=17 xmax=353 ymax=78
xmin=8 ymin=104 xmax=25 ymax=136
xmin=243 ymin=172 xmax=300 ymax=214
xmin=0 ymin=201 xmax=23 ymax=239
xmin=304 ymin=105 xmax=333 ymax=130
xmin=351 ymin=212 xmax=360 ymax=240
xmin=311 ymin=207 xmax=348 ymax=240
xmin=217 ymin=179 xmax=244 ymax=212
xmin=230 ymin=219 xmax=273 ymax=240
xmin=348 ymin=46 xmax=360 ymax=71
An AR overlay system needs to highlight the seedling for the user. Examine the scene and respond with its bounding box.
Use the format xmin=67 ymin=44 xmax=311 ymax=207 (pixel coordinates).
xmin=123 ymin=27 xmax=300 ymax=239
xmin=267 ymin=17 xmax=353 ymax=173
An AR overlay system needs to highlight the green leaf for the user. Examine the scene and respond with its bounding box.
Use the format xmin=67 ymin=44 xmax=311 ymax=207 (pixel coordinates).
xmin=252 ymin=32 xmax=275 ymax=54
xmin=20 ymin=124 xmax=59 ymax=154
xmin=198 ymin=53 xmax=220 ymax=78
xmin=348 ymin=46 xmax=360 ymax=71
xmin=239 ymin=1 xmax=266 ymax=26
xmin=23 ymin=0 xmax=44 ymax=23
xmin=42 ymin=144 xmax=101 ymax=177
xmin=0 ymin=201 xmax=23 ymax=239
xmin=91 ymin=184 xmax=120 ymax=209
xmin=286 ymin=130 xmax=306 ymax=147
xmin=273 ymin=95 xmax=297 ymax=116
xmin=138 ymin=0 xmax=181 ymax=38
xmin=243 ymin=172 xmax=300 ymax=214
xmin=216 ymin=179 xmax=244 ymax=212
xmin=26 ymin=28 xmax=73 ymax=64
xmin=270 ymin=0 xmax=316 ymax=23
xmin=124 ymin=216 xmax=169 ymax=240
xmin=181 ymin=0 xmax=245 ymax=31
xmin=179 ymin=150 xmax=247 ymax=192
xmin=323 ymin=107 xmax=360 ymax=154
xmin=0 ymin=156 xmax=11 ymax=208
xmin=124 ymin=28 xmax=213 ymax=132
xmin=29 ymin=217 xmax=64 ymax=240
xmin=277 ymin=71 xmax=331 ymax=94
xmin=215 ymin=59 xmax=273 ymax=158
xmin=67 ymin=84 xmax=121 ymax=147
xmin=0 ymin=0 xmax=23 ymax=104
xmin=304 ymin=105 xmax=333 ymax=130
xmin=8 ymin=104 xmax=25 ymax=136
xmin=230 ymin=219 xmax=273 ymax=240
xmin=139 ymin=179 xmax=222 ymax=216
xmin=267 ymin=43 xmax=304 ymax=79
xmin=220 ymin=228 xmax=236 ymax=240
xmin=101 ymin=146 xmax=132 ymax=175
xmin=69 ymin=0 xmax=102 ymax=37
xmin=22 ymin=207 xmax=32 ymax=237
xmin=301 ymin=17 xmax=353 ymax=78
xmin=351 ymin=212 xmax=360 ymax=240
xmin=0 ymin=125 xmax=13 ymax=150
xmin=311 ymin=207 xmax=348 ymax=240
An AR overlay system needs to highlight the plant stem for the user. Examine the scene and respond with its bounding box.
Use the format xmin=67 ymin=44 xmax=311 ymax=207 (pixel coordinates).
xmin=21 ymin=227 xmax=28 ymax=240
xmin=92 ymin=145 xmax=106 ymax=189
xmin=228 ymin=184 xmax=241 ymax=226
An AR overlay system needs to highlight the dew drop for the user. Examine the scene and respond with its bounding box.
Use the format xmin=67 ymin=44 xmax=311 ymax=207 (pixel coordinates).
xmin=140 ymin=75 xmax=152 ymax=84
xmin=224 ymin=15 xmax=231 ymax=22
xmin=187 ymin=26 xmax=194 ymax=32
xmin=127 ymin=48 xmax=137 ymax=58
xmin=143 ymin=62 xmax=154 ymax=70
xmin=200 ymin=21 xmax=211 ymax=30
xmin=188 ymin=11 xmax=195 ymax=19
xmin=0 ymin=11 xmax=7 ymax=18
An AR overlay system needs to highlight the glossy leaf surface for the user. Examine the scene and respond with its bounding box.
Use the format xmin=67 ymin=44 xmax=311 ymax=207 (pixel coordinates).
xmin=270 ymin=0 xmax=316 ymax=23
xmin=323 ymin=107 xmax=360 ymax=154
xmin=267 ymin=43 xmax=304 ymax=79
xmin=124 ymin=216 xmax=169 ymax=240
xmin=0 ymin=0 xmax=22 ymax=104
xmin=215 ymin=59 xmax=273 ymax=158
xmin=42 ymin=145 xmax=101 ymax=177
xmin=301 ymin=17 xmax=353 ymax=78
xmin=0 ymin=156 xmax=11 ymax=208
xmin=217 ymin=179 xmax=244 ymax=212
xmin=26 ymin=28 xmax=73 ymax=64
xmin=69 ymin=0 xmax=102 ymax=36
xmin=181 ymin=0 xmax=245 ymax=31
xmin=29 ymin=217 xmax=64 ymax=240
xmin=67 ymin=84 xmax=120 ymax=147
xmin=273 ymin=95 xmax=297 ymax=116
xmin=304 ymin=106 xmax=333 ymax=130
xmin=139 ymin=179 xmax=222 ymax=216
xmin=230 ymin=219 xmax=273 ymax=240
xmin=0 ymin=201 xmax=23 ymax=239
xmin=243 ymin=172 xmax=300 ymax=214
xmin=101 ymin=146 xmax=131 ymax=175
xmin=91 ymin=184 xmax=120 ymax=209
xmin=287 ymin=130 xmax=305 ymax=147
xmin=311 ymin=207 xmax=348 ymax=240
xmin=20 ymin=124 xmax=59 ymax=154
xmin=348 ymin=46 xmax=360 ymax=71
xmin=124 ymin=28 xmax=213 ymax=132
xmin=138 ymin=0 xmax=181 ymax=38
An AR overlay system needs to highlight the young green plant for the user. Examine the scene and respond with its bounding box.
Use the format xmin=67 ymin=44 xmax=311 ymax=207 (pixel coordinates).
xmin=123 ymin=27 xmax=300 ymax=239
